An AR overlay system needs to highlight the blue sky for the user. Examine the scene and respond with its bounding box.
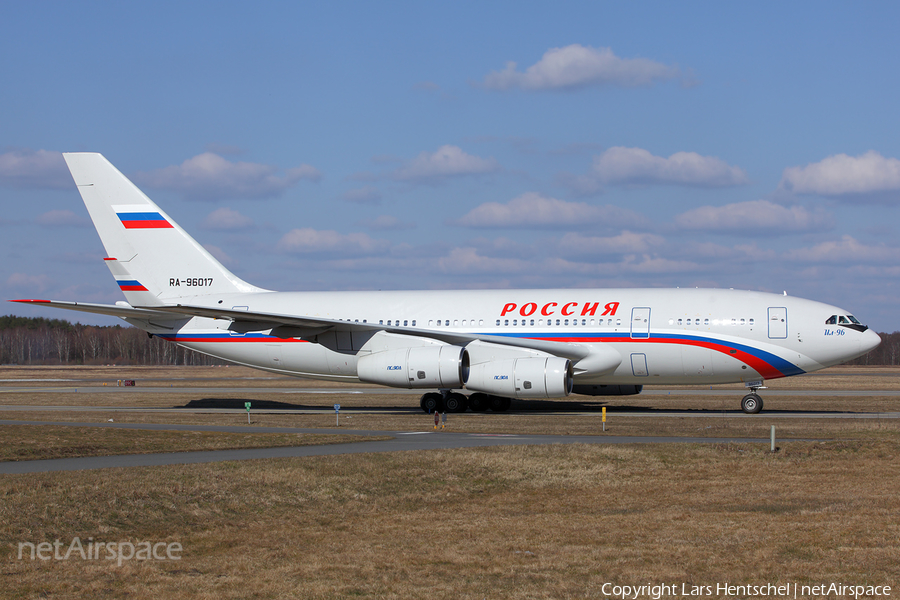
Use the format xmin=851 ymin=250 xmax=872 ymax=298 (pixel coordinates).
xmin=3 ymin=2 xmax=900 ymax=331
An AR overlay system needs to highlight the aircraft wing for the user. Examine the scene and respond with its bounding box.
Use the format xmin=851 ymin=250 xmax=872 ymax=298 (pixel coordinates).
xmin=10 ymin=299 xmax=189 ymax=321
xmin=146 ymin=303 xmax=594 ymax=361
xmin=10 ymin=299 xmax=594 ymax=361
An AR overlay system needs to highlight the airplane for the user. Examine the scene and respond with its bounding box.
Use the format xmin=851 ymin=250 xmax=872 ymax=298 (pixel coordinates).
xmin=12 ymin=153 xmax=881 ymax=414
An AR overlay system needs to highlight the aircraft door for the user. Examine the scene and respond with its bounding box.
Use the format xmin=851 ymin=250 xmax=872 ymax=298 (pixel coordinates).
xmin=265 ymin=344 xmax=283 ymax=367
xmin=630 ymin=353 xmax=648 ymax=377
xmin=631 ymin=307 xmax=651 ymax=339
xmin=768 ymin=307 xmax=788 ymax=339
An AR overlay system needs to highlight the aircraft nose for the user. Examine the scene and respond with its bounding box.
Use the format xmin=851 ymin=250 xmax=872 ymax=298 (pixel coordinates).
xmin=861 ymin=328 xmax=882 ymax=354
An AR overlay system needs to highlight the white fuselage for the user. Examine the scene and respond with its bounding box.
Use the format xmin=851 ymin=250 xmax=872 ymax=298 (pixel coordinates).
xmin=144 ymin=287 xmax=880 ymax=388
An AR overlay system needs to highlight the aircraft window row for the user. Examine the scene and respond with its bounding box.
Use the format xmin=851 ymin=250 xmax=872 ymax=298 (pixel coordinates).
xmin=428 ymin=319 xmax=485 ymax=327
xmin=670 ymin=318 xmax=755 ymax=326
xmin=825 ymin=315 xmax=860 ymax=325
xmin=494 ymin=318 xmax=622 ymax=327
xmin=378 ymin=320 xmax=418 ymax=326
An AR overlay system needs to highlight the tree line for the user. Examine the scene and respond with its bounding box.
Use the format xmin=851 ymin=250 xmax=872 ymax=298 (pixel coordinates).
xmin=1 ymin=314 xmax=897 ymax=367
xmin=0 ymin=315 xmax=224 ymax=366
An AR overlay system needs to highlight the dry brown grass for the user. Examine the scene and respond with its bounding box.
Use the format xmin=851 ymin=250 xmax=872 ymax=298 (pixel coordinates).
xmin=1 ymin=441 xmax=898 ymax=599
xmin=1 ymin=407 xmax=898 ymax=443
xmin=1 ymin=365 xmax=898 ymax=597
xmin=0 ymin=425 xmax=387 ymax=462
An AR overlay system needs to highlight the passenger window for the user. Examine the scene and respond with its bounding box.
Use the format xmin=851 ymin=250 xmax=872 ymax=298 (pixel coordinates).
xmin=404 ymin=320 xmax=408 ymax=326
xmin=677 ymin=318 xmax=683 ymax=325
xmin=748 ymin=318 xmax=754 ymax=326
xmin=445 ymin=320 xmax=449 ymax=326
xmin=740 ymin=318 xmax=745 ymax=326
xmin=530 ymin=319 xmax=534 ymax=326
xmin=504 ymin=319 xmax=509 ymax=326
xmin=411 ymin=320 xmax=416 ymax=326
xmin=495 ymin=320 xmax=500 ymax=326
xmin=704 ymin=318 xmax=709 ymax=326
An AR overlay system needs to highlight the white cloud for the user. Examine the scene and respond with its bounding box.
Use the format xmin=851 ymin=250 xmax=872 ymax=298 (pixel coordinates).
xmin=342 ymin=186 xmax=383 ymax=204
xmin=276 ymin=228 xmax=391 ymax=257
xmin=558 ymin=231 xmax=665 ymax=256
xmin=7 ymin=272 xmax=52 ymax=294
xmin=436 ymin=247 xmax=532 ymax=275
xmin=455 ymin=192 xmax=649 ymax=229
xmin=0 ymin=149 xmax=71 ymax=189
xmin=779 ymin=151 xmax=900 ymax=198
xmin=200 ymin=207 xmax=255 ymax=231
xmin=592 ymin=147 xmax=748 ymax=187
xmin=392 ymin=145 xmax=499 ymax=182
xmin=482 ymin=44 xmax=681 ymax=91
xmin=35 ymin=209 xmax=90 ymax=227
xmin=133 ymin=153 xmax=322 ymax=201
xmin=785 ymin=235 xmax=900 ymax=265
xmin=674 ymin=200 xmax=832 ymax=233
xmin=203 ymin=244 xmax=237 ymax=267
xmin=623 ymin=255 xmax=700 ymax=274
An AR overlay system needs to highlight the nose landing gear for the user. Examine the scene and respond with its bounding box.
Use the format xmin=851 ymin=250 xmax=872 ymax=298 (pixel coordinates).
xmin=741 ymin=393 xmax=763 ymax=414
xmin=741 ymin=382 xmax=765 ymax=414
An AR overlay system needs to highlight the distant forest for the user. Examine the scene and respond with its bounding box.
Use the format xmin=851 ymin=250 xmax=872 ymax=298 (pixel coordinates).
xmin=0 ymin=314 xmax=896 ymax=366
xmin=0 ymin=315 xmax=225 ymax=366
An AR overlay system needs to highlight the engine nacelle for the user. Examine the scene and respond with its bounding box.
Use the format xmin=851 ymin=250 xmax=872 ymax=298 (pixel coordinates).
xmin=356 ymin=345 xmax=469 ymax=389
xmin=465 ymin=357 xmax=573 ymax=398
xmin=571 ymin=384 xmax=643 ymax=396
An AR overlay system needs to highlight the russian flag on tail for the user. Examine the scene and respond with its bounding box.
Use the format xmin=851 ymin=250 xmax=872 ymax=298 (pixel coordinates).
xmin=117 ymin=280 xmax=149 ymax=291
xmin=116 ymin=211 xmax=173 ymax=229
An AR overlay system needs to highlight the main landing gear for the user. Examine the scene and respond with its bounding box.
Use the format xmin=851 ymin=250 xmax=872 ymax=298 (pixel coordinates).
xmin=741 ymin=384 xmax=765 ymax=414
xmin=419 ymin=391 xmax=511 ymax=413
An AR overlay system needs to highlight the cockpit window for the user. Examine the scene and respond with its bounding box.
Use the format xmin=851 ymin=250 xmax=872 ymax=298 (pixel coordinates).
xmin=828 ymin=314 xmax=868 ymax=332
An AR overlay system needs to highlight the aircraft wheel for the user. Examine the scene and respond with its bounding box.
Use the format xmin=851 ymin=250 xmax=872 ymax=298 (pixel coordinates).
xmin=468 ymin=393 xmax=490 ymax=412
xmin=741 ymin=393 xmax=763 ymax=414
xmin=421 ymin=392 xmax=443 ymax=413
xmin=444 ymin=392 xmax=468 ymax=413
xmin=488 ymin=395 xmax=511 ymax=412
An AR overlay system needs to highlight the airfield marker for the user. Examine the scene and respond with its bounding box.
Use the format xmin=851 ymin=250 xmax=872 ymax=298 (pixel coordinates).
xmin=334 ymin=404 xmax=341 ymax=427
xmin=245 ymin=401 xmax=251 ymax=424
xmin=602 ymin=407 xmax=606 ymax=432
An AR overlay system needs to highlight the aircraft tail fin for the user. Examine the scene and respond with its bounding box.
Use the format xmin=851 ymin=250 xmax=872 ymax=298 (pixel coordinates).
xmin=63 ymin=153 xmax=266 ymax=306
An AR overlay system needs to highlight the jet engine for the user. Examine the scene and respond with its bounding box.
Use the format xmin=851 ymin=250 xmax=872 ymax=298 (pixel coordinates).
xmin=356 ymin=345 xmax=469 ymax=388
xmin=465 ymin=357 xmax=573 ymax=398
